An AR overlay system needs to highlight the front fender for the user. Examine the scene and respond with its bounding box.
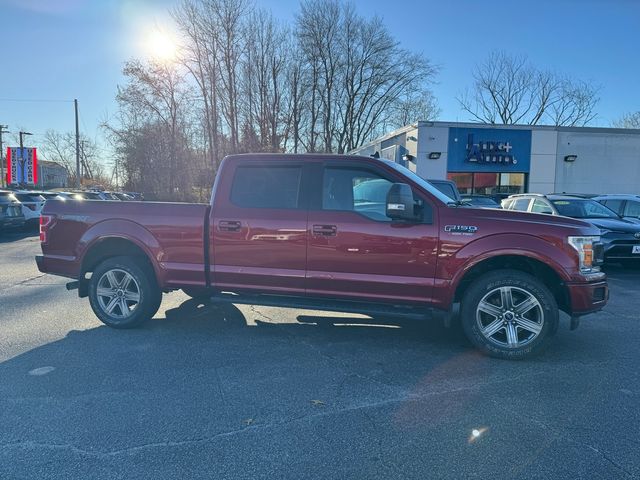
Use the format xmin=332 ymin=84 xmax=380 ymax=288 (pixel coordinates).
xmin=435 ymin=233 xmax=577 ymax=308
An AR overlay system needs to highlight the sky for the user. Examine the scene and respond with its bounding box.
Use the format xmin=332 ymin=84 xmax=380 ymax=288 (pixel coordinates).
xmin=0 ymin=0 xmax=638 ymax=158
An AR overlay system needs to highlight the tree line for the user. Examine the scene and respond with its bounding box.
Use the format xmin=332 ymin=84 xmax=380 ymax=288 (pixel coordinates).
xmin=102 ymin=0 xmax=439 ymax=200
xmin=43 ymin=0 xmax=639 ymax=199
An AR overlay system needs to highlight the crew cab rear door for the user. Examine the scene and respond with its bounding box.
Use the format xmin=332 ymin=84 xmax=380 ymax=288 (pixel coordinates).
xmin=210 ymin=158 xmax=310 ymax=295
xmin=305 ymin=161 xmax=439 ymax=304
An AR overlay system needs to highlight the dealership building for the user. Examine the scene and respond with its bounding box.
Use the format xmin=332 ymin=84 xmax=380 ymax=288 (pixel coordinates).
xmin=350 ymin=121 xmax=640 ymax=196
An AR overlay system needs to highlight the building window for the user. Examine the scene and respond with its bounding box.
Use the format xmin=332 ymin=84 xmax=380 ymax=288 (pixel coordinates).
xmin=447 ymin=172 xmax=527 ymax=195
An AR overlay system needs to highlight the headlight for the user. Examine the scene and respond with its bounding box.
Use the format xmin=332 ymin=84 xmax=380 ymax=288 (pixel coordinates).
xmin=568 ymin=236 xmax=600 ymax=273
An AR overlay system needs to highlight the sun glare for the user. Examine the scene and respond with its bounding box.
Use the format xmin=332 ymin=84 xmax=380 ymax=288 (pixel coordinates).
xmin=144 ymin=29 xmax=177 ymax=62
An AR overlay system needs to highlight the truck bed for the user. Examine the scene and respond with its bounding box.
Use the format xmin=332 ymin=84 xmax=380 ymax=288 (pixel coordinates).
xmin=39 ymin=200 xmax=210 ymax=288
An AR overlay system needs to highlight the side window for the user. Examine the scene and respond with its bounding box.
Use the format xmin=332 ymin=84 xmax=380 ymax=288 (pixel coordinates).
xmin=623 ymin=200 xmax=640 ymax=218
xmin=502 ymin=199 xmax=514 ymax=210
xmin=511 ymin=198 xmax=532 ymax=211
xmin=433 ymin=183 xmax=457 ymax=201
xmin=531 ymin=199 xmax=553 ymax=214
xmin=603 ymin=199 xmax=624 ymax=214
xmin=230 ymin=165 xmax=302 ymax=209
xmin=323 ymin=168 xmax=393 ymax=221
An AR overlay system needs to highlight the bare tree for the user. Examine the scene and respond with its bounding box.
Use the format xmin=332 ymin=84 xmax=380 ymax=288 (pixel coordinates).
xmin=296 ymin=0 xmax=438 ymax=153
xmin=173 ymin=0 xmax=223 ymax=169
xmin=109 ymin=0 xmax=440 ymax=194
xmin=458 ymin=51 xmax=599 ymax=126
xmin=42 ymin=130 xmax=105 ymax=186
xmin=613 ymin=111 xmax=640 ymax=129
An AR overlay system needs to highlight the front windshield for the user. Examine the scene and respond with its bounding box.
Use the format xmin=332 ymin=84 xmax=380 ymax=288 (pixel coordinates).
xmin=552 ymin=199 xmax=619 ymax=219
xmin=464 ymin=197 xmax=498 ymax=206
xmin=381 ymin=160 xmax=454 ymax=204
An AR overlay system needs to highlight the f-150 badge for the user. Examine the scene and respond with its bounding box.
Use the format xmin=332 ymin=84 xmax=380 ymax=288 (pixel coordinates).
xmin=444 ymin=225 xmax=478 ymax=235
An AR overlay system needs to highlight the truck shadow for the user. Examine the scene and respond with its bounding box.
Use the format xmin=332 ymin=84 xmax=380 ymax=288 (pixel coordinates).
xmin=152 ymin=298 xmax=470 ymax=350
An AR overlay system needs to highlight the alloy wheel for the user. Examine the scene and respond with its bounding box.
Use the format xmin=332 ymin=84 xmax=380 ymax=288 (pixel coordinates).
xmin=96 ymin=269 xmax=141 ymax=320
xmin=476 ymin=286 xmax=544 ymax=348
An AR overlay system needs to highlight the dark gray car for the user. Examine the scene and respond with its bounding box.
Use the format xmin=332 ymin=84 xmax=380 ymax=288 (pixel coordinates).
xmin=0 ymin=191 xmax=26 ymax=232
xmin=503 ymin=194 xmax=640 ymax=266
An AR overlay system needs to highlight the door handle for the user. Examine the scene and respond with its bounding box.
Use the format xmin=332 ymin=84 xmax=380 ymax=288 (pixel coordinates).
xmin=313 ymin=224 xmax=337 ymax=236
xmin=218 ymin=220 xmax=242 ymax=232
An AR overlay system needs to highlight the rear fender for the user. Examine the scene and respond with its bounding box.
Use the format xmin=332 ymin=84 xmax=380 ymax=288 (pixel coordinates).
xmin=78 ymin=219 xmax=165 ymax=286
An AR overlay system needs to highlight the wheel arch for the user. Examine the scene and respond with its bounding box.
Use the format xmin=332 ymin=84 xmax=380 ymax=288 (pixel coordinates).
xmin=453 ymin=254 xmax=571 ymax=315
xmin=79 ymin=236 xmax=158 ymax=297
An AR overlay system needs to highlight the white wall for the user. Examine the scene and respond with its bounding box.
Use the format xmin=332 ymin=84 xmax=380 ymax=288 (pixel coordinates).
xmin=555 ymin=132 xmax=640 ymax=194
xmin=416 ymin=125 xmax=449 ymax=180
xmin=528 ymin=130 xmax=558 ymax=193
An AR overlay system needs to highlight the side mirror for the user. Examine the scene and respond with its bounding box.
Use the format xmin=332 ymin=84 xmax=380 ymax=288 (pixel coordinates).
xmin=386 ymin=183 xmax=417 ymax=221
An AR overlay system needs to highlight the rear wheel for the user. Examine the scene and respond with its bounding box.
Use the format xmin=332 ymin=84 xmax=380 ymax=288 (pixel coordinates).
xmin=460 ymin=270 xmax=558 ymax=360
xmin=88 ymin=256 xmax=161 ymax=329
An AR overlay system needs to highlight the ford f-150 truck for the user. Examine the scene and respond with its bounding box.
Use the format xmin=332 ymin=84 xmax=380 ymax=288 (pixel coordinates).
xmin=36 ymin=154 xmax=609 ymax=359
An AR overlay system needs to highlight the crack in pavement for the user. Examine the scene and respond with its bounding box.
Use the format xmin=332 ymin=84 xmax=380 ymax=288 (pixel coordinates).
xmin=0 ymin=273 xmax=50 ymax=293
xmin=494 ymin=400 xmax=635 ymax=478
xmin=0 ymin=373 xmax=566 ymax=459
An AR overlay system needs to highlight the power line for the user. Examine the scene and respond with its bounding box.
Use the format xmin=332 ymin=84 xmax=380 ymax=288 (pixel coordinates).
xmin=0 ymin=98 xmax=74 ymax=103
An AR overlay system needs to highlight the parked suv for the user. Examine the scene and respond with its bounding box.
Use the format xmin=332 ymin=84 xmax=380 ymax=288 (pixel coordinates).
xmin=503 ymin=194 xmax=640 ymax=265
xmin=13 ymin=191 xmax=46 ymax=228
xmin=0 ymin=191 xmax=26 ymax=231
xmin=594 ymin=194 xmax=640 ymax=223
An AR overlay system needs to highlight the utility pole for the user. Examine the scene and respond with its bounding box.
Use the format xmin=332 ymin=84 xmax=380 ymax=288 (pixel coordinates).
xmin=74 ymin=99 xmax=80 ymax=189
xmin=0 ymin=125 xmax=8 ymax=188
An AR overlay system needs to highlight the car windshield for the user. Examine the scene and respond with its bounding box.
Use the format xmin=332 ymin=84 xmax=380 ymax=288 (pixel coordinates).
xmin=15 ymin=194 xmax=45 ymax=202
xmin=381 ymin=160 xmax=454 ymax=204
xmin=0 ymin=192 xmax=17 ymax=201
xmin=81 ymin=192 xmax=103 ymax=200
xmin=463 ymin=197 xmax=499 ymax=206
xmin=551 ymin=199 xmax=619 ymax=219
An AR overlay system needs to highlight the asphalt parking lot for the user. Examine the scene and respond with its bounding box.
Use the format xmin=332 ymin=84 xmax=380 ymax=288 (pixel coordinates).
xmin=1 ymin=231 xmax=639 ymax=479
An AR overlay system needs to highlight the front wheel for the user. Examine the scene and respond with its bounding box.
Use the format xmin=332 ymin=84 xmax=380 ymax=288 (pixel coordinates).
xmin=461 ymin=270 xmax=558 ymax=360
xmin=88 ymin=256 xmax=161 ymax=329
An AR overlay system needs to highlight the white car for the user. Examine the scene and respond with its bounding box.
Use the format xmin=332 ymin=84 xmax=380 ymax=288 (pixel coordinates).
xmin=13 ymin=191 xmax=46 ymax=227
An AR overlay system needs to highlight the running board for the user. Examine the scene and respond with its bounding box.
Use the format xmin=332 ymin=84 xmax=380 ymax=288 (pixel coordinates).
xmin=209 ymin=291 xmax=437 ymax=321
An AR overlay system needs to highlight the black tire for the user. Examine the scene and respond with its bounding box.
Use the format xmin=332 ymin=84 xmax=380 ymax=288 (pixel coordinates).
xmin=88 ymin=256 xmax=162 ymax=329
xmin=182 ymin=287 xmax=214 ymax=300
xmin=460 ymin=269 xmax=558 ymax=360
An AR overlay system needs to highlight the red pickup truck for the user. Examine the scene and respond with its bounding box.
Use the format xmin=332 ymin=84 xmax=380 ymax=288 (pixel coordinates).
xmin=36 ymin=154 xmax=608 ymax=359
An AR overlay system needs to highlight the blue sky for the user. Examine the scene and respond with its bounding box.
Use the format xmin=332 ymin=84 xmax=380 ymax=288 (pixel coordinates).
xmin=0 ymin=0 xmax=638 ymax=155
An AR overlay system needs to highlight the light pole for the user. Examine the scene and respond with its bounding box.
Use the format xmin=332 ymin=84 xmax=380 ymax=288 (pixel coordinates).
xmin=0 ymin=125 xmax=9 ymax=188
xmin=19 ymin=131 xmax=33 ymax=188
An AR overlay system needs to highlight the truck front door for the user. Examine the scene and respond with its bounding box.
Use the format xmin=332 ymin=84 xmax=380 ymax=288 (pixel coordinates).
xmin=305 ymin=162 xmax=439 ymax=304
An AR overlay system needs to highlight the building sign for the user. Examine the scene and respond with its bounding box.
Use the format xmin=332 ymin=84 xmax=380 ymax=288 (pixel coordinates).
xmin=447 ymin=127 xmax=531 ymax=173
xmin=6 ymin=147 xmax=38 ymax=185
xmin=466 ymin=134 xmax=516 ymax=164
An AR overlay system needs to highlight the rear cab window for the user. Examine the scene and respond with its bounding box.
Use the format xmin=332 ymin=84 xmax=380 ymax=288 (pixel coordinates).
xmin=230 ymin=165 xmax=302 ymax=209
